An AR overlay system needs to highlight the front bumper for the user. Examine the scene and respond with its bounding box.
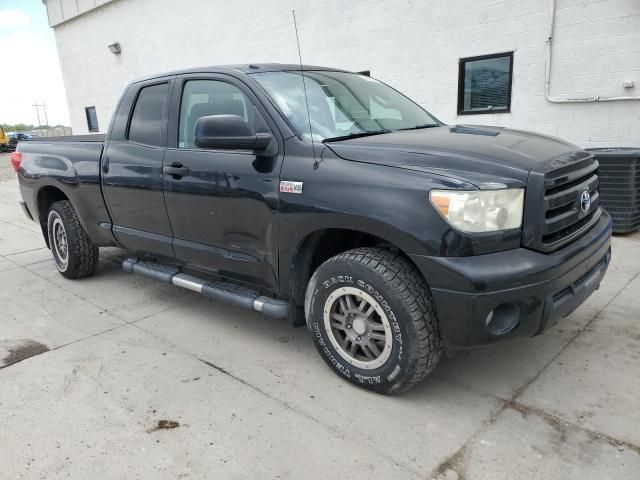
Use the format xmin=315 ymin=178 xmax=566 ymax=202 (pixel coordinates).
xmin=410 ymin=211 xmax=612 ymax=350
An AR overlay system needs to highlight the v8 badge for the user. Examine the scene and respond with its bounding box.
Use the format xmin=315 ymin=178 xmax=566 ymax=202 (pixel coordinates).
xmin=280 ymin=180 xmax=304 ymax=194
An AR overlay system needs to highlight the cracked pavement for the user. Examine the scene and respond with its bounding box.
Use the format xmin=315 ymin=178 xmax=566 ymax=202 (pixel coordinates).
xmin=0 ymin=152 xmax=638 ymax=479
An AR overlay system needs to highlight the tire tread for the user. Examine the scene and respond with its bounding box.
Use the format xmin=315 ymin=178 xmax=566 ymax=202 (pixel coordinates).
xmin=49 ymin=200 xmax=99 ymax=279
xmin=318 ymin=247 xmax=441 ymax=393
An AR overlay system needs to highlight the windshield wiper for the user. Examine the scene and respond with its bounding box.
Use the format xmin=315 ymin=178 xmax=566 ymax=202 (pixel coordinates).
xmin=322 ymin=130 xmax=392 ymax=143
xmin=397 ymin=124 xmax=440 ymax=131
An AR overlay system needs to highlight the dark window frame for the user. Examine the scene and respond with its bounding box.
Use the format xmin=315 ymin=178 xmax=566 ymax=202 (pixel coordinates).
xmin=165 ymin=72 xmax=282 ymax=151
xmin=457 ymin=51 xmax=514 ymax=116
xmin=126 ymin=81 xmax=170 ymax=147
xmin=85 ymin=106 xmax=99 ymax=132
xmin=175 ymin=77 xmax=273 ymax=152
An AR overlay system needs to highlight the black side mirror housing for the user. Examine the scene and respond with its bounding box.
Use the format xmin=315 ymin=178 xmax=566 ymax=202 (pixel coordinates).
xmin=194 ymin=114 xmax=272 ymax=152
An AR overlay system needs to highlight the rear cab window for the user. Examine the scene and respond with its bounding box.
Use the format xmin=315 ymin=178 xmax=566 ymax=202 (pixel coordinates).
xmin=128 ymin=83 xmax=169 ymax=146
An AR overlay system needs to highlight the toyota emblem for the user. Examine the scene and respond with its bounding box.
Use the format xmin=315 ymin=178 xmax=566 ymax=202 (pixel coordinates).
xmin=580 ymin=190 xmax=591 ymax=213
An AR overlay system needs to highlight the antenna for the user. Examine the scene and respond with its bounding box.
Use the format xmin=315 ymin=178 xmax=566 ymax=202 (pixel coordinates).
xmin=292 ymin=10 xmax=318 ymax=168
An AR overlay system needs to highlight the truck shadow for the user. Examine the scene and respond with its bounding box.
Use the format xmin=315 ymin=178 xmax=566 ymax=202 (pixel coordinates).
xmin=95 ymin=248 xmax=597 ymax=403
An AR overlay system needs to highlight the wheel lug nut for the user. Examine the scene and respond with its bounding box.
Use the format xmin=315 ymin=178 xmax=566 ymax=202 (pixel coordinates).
xmin=347 ymin=324 xmax=351 ymax=329
xmin=356 ymin=336 xmax=361 ymax=341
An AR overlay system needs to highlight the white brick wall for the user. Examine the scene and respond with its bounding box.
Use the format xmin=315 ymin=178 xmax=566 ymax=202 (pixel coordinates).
xmin=45 ymin=0 xmax=115 ymax=27
xmin=51 ymin=0 xmax=640 ymax=147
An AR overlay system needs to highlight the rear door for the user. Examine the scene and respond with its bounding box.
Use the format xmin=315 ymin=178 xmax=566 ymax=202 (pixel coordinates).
xmin=163 ymin=74 xmax=283 ymax=289
xmin=102 ymin=78 xmax=175 ymax=257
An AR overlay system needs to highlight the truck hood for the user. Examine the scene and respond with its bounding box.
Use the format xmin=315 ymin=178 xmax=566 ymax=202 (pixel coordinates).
xmin=324 ymin=125 xmax=592 ymax=188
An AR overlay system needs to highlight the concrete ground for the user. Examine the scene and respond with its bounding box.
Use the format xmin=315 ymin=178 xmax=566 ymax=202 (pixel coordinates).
xmin=0 ymin=152 xmax=638 ymax=480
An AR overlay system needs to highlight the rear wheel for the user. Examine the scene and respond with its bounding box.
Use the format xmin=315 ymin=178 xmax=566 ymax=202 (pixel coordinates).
xmin=305 ymin=247 xmax=441 ymax=394
xmin=47 ymin=200 xmax=99 ymax=279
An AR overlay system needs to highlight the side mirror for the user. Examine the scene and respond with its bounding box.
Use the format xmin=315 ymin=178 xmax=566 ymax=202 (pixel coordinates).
xmin=194 ymin=114 xmax=272 ymax=152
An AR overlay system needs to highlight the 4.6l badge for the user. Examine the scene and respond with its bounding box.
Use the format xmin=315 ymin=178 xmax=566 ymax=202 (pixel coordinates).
xmin=280 ymin=180 xmax=303 ymax=194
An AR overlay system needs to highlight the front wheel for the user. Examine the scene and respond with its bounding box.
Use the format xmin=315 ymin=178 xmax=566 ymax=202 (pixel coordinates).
xmin=305 ymin=247 xmax=441 ymax=394
xmin=47 ymin=200 xmax=99 ymax=279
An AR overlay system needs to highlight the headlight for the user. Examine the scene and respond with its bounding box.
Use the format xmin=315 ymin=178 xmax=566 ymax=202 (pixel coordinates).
xmin=429 ymin=188 xmax=524 ymax=233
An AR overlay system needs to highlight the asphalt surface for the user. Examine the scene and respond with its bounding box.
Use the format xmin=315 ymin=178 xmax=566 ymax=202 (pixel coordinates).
xmin=0 ymin=152 xmax=639 ymax=479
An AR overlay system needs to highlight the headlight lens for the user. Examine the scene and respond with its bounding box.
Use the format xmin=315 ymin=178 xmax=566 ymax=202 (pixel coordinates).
xmin=429 ymin=188 xmax=525 ymax=233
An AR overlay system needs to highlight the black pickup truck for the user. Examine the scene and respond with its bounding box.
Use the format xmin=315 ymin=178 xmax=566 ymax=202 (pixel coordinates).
xmin=12 ymin=64 xmax=612 ymax=394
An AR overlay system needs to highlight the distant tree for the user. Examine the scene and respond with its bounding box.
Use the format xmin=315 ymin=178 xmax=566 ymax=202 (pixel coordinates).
xmin=2 ymin=123 xmax=72 ymax=132
xmin=2 ymin=123 xmax=35 ymax=132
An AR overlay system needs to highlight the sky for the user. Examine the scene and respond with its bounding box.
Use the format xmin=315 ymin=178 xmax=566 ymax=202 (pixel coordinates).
xmin=0 ymin=0 xmax=70 ymax=126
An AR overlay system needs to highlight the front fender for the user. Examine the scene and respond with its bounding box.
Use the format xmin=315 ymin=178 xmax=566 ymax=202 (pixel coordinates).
xmin=277 ymin=146 xmax=466 ymax=296
xmin=277 ymin=144 xmax=524 ymax=297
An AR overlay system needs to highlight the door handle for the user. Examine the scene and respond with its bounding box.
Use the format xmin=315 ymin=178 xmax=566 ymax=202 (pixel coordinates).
xmin=102 ymin=155 xmax=109 ymax=174
xmin=163 ymin=163 xmax=189 ymax=178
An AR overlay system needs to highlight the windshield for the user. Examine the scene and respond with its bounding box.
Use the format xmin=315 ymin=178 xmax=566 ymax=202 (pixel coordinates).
xmin=251 ymin=71 xmax=440 ymax=142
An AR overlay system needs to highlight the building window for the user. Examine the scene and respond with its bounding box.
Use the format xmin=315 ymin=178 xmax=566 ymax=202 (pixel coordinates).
xmin=458 ymin=52 xmax=513 ymax=115
xmin=85 ymin=106 xmax=99 ymax=132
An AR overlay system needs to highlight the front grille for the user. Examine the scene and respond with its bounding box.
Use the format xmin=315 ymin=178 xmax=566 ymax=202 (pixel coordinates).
xmin=540 ymin=157 xmax=601 ymax=250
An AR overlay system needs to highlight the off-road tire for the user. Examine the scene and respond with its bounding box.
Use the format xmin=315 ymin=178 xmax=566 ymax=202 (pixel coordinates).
xmin=305 ymin=247 xmax=441 ymax=394
xmin=47 ymin=200 xmax=99 ymax=279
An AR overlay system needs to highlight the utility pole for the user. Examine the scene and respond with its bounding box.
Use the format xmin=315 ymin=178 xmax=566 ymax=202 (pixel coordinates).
xmin=33 ymin=103 xmax=41 ymax=127
xmin=32 ymin=103 xmax=49 ymax=127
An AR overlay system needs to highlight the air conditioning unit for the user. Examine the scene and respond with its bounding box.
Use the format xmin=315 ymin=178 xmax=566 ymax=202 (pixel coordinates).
xmin=587 ymin=148 xmax=640 ymax=234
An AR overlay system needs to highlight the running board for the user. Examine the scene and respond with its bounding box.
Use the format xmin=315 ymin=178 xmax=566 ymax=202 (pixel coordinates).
xmin=122 ymin=258 xmax=289 ymax=320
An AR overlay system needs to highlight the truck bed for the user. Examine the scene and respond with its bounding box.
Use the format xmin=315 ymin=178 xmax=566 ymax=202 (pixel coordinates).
xmin=16 ymin=136 xmax=114 ymax=247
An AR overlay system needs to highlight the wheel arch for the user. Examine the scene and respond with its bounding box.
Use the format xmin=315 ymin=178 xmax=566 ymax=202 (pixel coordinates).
xmin=287 ymin=227 xmax=426 ymax=310
xmin=37 ymin=185 xmax=69 ymax=248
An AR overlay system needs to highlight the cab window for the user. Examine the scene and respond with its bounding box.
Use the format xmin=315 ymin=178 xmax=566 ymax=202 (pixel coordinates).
xmin=128 ymin=83 xmax=169 ymax=146
xmin=178 ymin=80 xmax=264 ymax=149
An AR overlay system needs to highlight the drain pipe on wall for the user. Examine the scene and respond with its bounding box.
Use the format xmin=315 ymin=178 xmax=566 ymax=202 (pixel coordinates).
xmin=545 ymin=0 xmax=640 ymax=103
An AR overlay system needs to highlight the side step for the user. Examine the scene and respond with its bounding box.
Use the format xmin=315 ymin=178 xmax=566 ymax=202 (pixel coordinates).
xmin=122 ymin=258 xmax=289 ymax=320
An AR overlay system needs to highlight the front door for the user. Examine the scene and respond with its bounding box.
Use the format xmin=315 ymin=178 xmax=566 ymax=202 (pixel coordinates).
xmin=163 ymin=75 xmax=282 ymax=289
